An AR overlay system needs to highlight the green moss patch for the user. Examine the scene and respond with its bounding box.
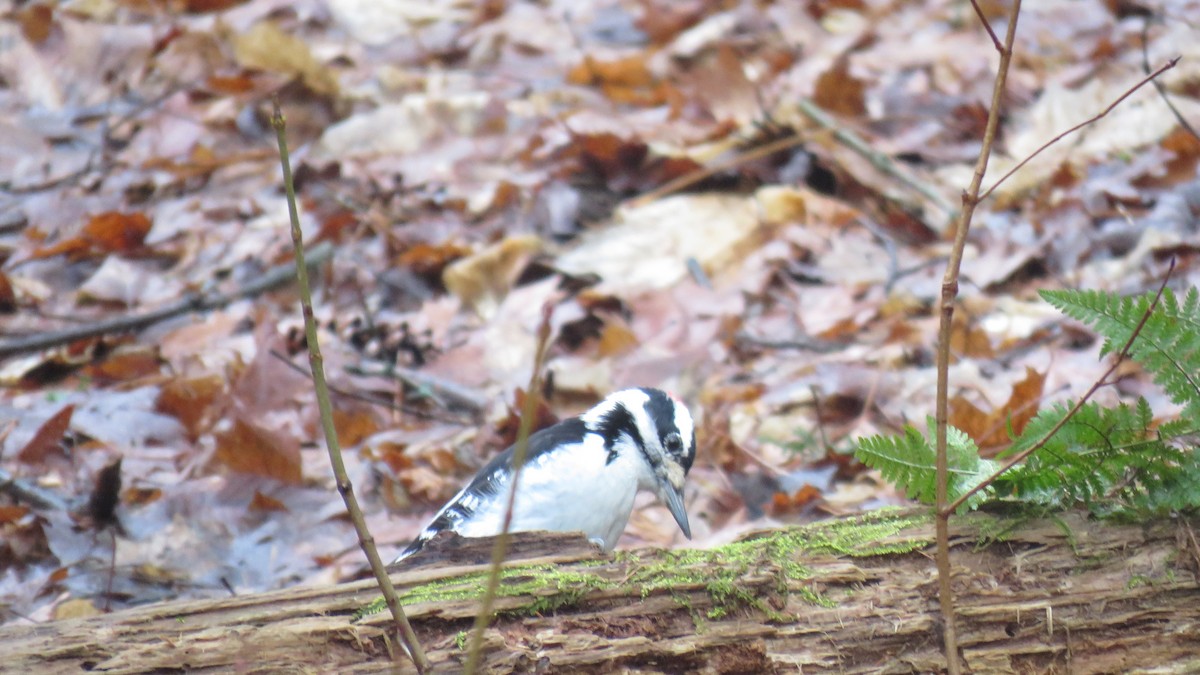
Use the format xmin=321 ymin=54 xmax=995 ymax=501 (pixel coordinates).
xmin=355 ymin=508 xmax=931 ymax=623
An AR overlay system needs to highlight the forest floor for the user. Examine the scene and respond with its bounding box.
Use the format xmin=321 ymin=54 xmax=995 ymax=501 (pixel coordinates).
xmin=1 ymin=0 xmax=1198 ymax=625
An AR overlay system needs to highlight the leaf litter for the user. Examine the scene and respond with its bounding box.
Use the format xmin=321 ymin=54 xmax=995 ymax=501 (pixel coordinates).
xmin=1 ymin=0 xmax=1198 ymax=623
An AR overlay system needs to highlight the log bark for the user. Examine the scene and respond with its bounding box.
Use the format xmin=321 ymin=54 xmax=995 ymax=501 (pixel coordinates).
xmin=1 ymin=509 xmax=1198 ymax=674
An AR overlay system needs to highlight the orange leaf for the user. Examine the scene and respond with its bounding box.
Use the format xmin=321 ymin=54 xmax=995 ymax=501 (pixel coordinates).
xmin=950 ymin=367 xmax=1046 ymax=455
xmin=948 ymin=396 xmax=991 ymax=446
xmin=84 ymin=347 xmax=163 ymax=385
xmin=768 ymin=484 xmax=823 ymax=515
xmin=567 ymin=54 xmax=654 ymax=88
xmin=122 ymin=486 xmax=163 ymax=506
xmin=0 ymin=505 xmax=31 ymax=524
xmin=1003 ymin=367 xmax=1046 ymax=439
xmin=81 ymin=211 xmax=152 ymax=253
xmin=206 ymin=74 xmax=257 ymax=94
xmin=596 ymin=321 xmax=639 ymax=357
xmin=213 ymin=415 xmax=302 ymax=484
xmin=332 ymin=405 xmax=380 ymax=448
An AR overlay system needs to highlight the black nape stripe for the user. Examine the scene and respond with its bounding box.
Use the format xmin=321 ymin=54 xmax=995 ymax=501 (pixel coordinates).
xmin=597 ymin=404 xmax=643 ymax=465
xmin=642 ymin=388 xmax=694 ymax=472
xmin=643 ymin=389 xmax=678 ymax=436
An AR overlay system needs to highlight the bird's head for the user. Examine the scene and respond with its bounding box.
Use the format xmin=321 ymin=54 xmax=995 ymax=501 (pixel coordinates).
xmin=583 ymin=387 xmax=696 ymax=539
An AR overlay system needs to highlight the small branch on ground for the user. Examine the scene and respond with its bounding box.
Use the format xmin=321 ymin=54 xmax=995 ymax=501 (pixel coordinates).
xmin=627 ymin=133 xmax=804 ymax=208
xmin=346 ymin=360 xmax=489 ymax=416
xmin=0 ymin=467 xmax=70 ymax=512
xmin=270 ymin=351 xmax=482 ymax=424
xmin=271 ymin=102 xmax=428 ymax=674
xmin=793 ymin=98 xmax=958 ymax=224
xmin=628 ymin=101 xmax=956 ymax=230
xmin=0 ymin=242 xmax=334 ymax=360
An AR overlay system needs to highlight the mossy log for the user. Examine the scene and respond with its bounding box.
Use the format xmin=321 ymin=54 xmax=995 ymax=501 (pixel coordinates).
xmin=1 ymin=509 xmax=1198 ymax=673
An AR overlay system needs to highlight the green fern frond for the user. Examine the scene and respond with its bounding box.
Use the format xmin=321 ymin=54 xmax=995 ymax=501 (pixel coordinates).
xmin=856 ymin=418 xmax=998 ymax=513
xmin=1041 ymin=287 xmax=1200 ymax=423
xmin=848 ymin=285 xmax=1200 ymax=519
xmin=998 ymin=398 xmax=1199 ymax=514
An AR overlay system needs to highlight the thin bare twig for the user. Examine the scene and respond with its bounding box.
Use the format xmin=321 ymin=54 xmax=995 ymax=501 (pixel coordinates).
xmin=627 ymin=133 xmax=805 ymax=208
xmin=944 ymin=259 xmax=1176 ymax=514
xmin=794 ymin=98 xmax=959 ymax=223
xmin=934 ymin=4 xmax=1022 ymax=672
xmin=0 ymin=242 xmax=334 ymax=360
xmin=271 ymin=103 xmax=428 ymax=673
xmin=464 ymin=304 xmax=556 ymax=673
xmin=348 ymin=360 xmax=489 ymax=415
xmin=980 ymin=57 xmax=1179 ymax=202
xmin=0 ymin=467 xmax=70 ymax=511
xmin=269 ymin=351 xmax=479 ymax=425
xmin=1141 ymin=18 xmax=1199 ymax=140
xmin=967 ymin=0 xmax=1003 ymax=51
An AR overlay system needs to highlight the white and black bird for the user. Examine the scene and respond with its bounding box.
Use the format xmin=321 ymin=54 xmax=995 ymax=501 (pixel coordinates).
xmin=394 ymin=387 xmax=695 ymax=562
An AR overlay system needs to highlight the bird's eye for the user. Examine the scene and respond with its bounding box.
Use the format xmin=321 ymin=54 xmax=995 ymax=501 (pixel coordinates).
xmin=664 ymin=433 xmax=683 ymax=455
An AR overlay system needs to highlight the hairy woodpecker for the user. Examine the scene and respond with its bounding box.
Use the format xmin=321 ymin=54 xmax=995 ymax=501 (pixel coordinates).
xmin=394 ymin=387 xmax=695 ymax=562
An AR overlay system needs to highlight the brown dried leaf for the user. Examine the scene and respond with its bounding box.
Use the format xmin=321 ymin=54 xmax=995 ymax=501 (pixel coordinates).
xmin=681 ymin=45 xmax=760 ymax=126
xmin=15 ymin=404 xmax=74 ymax=464
xmin=396 ymin=241 xmax=471 ymax=283
xmin=249 ymin=491 xmax=289 ymax=513
xmin=0 ymin=505 xmax=31 ymax=525
xmin=157 ymin=374 xmax=225 ymax=440
xmin=0 ymin=272 xmax=15 ymax=313
xmin=813 ymin=55 xmax=866 ymax=117
xmin=16 ymin=4 xmax=55 ymax=45
xmin=205 ymin=74 xmax=257 ymax=94
xmin=596 ymin=321 xmax=639 ymax=358
xmin=81 ymin=211 xmax=152 ymax=254
xmin=182 ymin=0 xmax=252 ymax=13
xmin=83 ymin=347 xmax=163 ymax=385
xmin=567 ymin=54 xmax=669 ymax=105
xmin=31 ymin=211 xmax=152 ymax=260
xmin=213 ymin=415 xmax=303 ymax=485
xmin=398 ymin=465 xmax=453 ymax=504
xmin=1160 ymin=127 xmax=1200 ymax=184
xmin=332 ymin=405 xmax=380 ymax=448
xmin=950 ymin=367 xmax=1046 ymax=455
xmin=442 ymin=235 xmax=543 ymax=317
xmin=232 ymin=21 xmax=339 ymax=97
xmin=949 ymin=315 xmax=995 ymax=359
xmin=767 ymin=484 xmax=823 ymax=516
xmin=122 ymin=486 xmax=162 ymax=507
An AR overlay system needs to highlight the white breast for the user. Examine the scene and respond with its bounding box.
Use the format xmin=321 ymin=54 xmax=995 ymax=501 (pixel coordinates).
xmin=455 ymin=433 xmax=649 ymax=550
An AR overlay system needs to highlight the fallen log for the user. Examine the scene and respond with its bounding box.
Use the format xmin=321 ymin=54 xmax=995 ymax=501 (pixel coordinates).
xmin=1 ymin=508 xmax=1197 ymax=673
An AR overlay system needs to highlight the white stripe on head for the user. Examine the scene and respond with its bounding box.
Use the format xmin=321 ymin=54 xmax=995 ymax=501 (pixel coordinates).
xmin=581 ymin=388 xmax=650 ymax=428
xmin=671 ymin=396 xmax=694 ymax=454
